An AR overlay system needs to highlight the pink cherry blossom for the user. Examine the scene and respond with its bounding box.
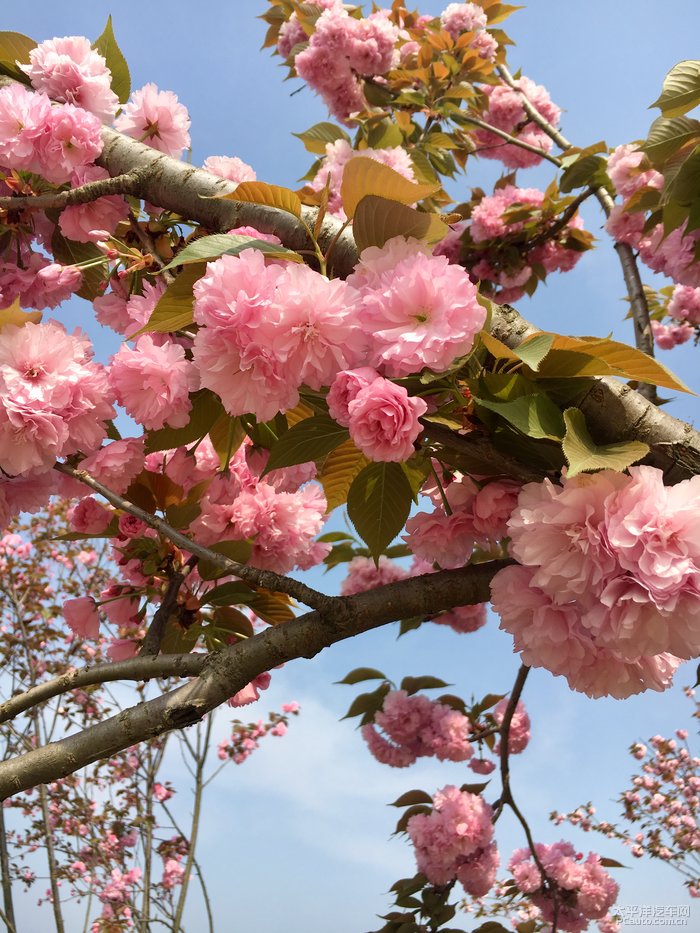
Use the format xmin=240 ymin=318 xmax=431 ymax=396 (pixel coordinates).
xmin=39 ymin=103 xmax=104 ymax=185
xmin=0 ymin=83 xmax=52 ymax=174
xmin=341 ymin=556 xmax=408 ymax=595
xmin=347 ymin=377 xmax=427 ymax=462
xmin=114 ymin=83 xmax=191 ymax=157
xmin=79 ymin=439 xmax=145 ymax=496
xmin=203 ymin=155 xmax=256 ymax=183
xmin=472 ymin=77 xmax=560 ymax=169
xmin=22 ymin=35 xmax=118 ymax=123
xmin=63 ymin=597 xmax=100 ymax=639
xmin=407 ymin=785 xmax=495 ymax=888
xmin=493 ymin=698 xmax=531 ymax=754
xmin=69 ymin=496 xmax=113 ymax=534
xmin=327 ymin=367 xmax=381 ymax=427
xmin=348 ymin=238 xmax=486 ymax=377
xmin=59 ymin=165 xmax=129 ymax=243
xmin=109 ymin=334 xmax=199 ymax=430
xmin=0 ymin=321 xmax=114 ymax=476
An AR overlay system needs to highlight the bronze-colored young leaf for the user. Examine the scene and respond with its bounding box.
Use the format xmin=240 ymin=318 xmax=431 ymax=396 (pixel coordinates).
xmin=353 ymin=195 xmax=448 ymax=251
xmin=0 ymin=298 xmax=42 ymax=330
xmin=0 ymin=31 xmax=35 ymax=83
xmin=93 ymin=15 xmax=130 ymax=103
xmin=216 ymin=181 xmax=301 ymax=218
xmin=318 ymin=439 xmax=369 ymax=512
xmin=562 ymin=408 xmax=649 ymax=477
xmin=341 ymin=158 xmax=440 ymax=219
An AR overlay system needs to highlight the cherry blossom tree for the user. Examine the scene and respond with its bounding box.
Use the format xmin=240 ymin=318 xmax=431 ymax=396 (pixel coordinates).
xmin=0 ymin=2 xmax=699 ymax=929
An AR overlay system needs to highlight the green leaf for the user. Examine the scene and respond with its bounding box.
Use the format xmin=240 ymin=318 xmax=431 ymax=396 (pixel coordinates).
xmin=559 ymin=154 xmax=609 ymax=193
xmin=0 ymin=31 xmax=35 ymax=83
xmin=264 ymin=416 xmax=349 ymax=473
xmin=400 ymin=676 xmax=451 ymax=695
xmin=51 ymin=231 xmax=106 ymax=301
xmin=202 ymin=581 xmax=295 ymax=625
xmin=513 ymin=333 xmax=555 ymax=371
xmin=562 ymin=408 xmax=649 ymax=477
xmin=317 ymin=531 xmax=356 ymax=544
xmin=341 ymin=159 xmax=440 ymax=219
xmin=164 ymin=500 xmax=201 ymax=529
xmin=336 ymin=667 xmax=388 ymax=685
xmin=135 ymin=264 xmax=205 ymax=335
xmin=144 ymin=389 xmax=226 ymax=453
xmin=642 ymin=116 xmax=700 ymax=164
xmin=669 ymin=144 xmax=700 ymax=206
xmin=197 ymin=540 xmax=254 ymax=580
xmin=206 ymin=606 xmax=255 ymax=646
xmin=160 ymin=618 xmax=200 ymax=655
xmin=293 ymin=122 xmax=350 ymax=154
xmin=160 ymin=234 xmax=301 ymax=272
xmin=651 ymin=60 xmax=700 ymax=118
xmin=390 ymin=790 xmax=433 ymax=808
xmin=93 ymin=15 xmax=130 ymax=103
xmin=474 ymin=394 xmax=565 ymax=441
xmin=353 ymin=195 xmax=448 ymax=251
xmin=394 ymin=804 xmax=431 ymax=835
xmin=347 ymin=463 xmax=414 ymax=560
xmin=342 ymin=686 xmax=389 ymax=720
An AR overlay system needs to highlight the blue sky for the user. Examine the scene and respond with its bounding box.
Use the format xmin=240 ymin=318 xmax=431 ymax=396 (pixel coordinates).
xmin=4 ymin=1 xmax=700 ymax=931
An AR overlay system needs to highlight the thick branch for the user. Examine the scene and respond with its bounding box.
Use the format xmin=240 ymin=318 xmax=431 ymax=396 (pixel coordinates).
xmin=54 ymin=462 xmax=330 ymax=612
xmin=0 ymin=171 xmax=142 ymax=211
xmin=0 ymin=561 xmax=509 ymax=797
xmin=489 ymin=305 xmax=700 ymax=483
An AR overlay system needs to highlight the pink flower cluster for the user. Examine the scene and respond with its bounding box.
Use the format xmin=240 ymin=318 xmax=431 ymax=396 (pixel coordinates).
xmin=0 ymin=321 xmax=115 ymax=477
xmin=340 ymin=555 xmax=408 ymax=595
xmin=190 ymin=442 xmax=329 ymax=574
xmin=0 ymin=252 xmax=83 ymax=310
xmin=114 ymin=83 xmax=191 ymax=158
xmin=491 ymin=466 xmax=700 ymax=698
xmin=0 ymin=83 xmax=103 ymax=185
xmin=93 ymin=279 xmax=166 ymax=336
xmin=108 ymin=335 xmax=199 ymax=430
xmin=407 ymin=786 xmax=498 ymax=896
xmin=347 ymin=236 xmax=486 ymax=377
xmin=0 ymin=471 xmax=56 ymax=532
xmin=605 ymin=145 xmax=700 ymax=288
xmin=293 ymin=4 xmax=399 ymax=121
xmin=509 ymin=842 xmax=618 ymax=933
xmin=467 ymin=184 xmax=585 ymax=301
xmin=21 ymin=35 xmax=118 ymax=123
xmin=404 ymin=474 xmax=520 ymax=569
xmin=652 ymin=285 xmax=700 ymax=350
xmin=440 ymin=3 xmax=498 ymax=60
xmin=651 ymin=319 xmax=693 ymax=350
xmin=192 ymin=237 xmax=479 ymax=432
xmin=203 ymin=155 xmax=256 ymax=183
xmin=493 ymin=698 xmax=531 ymax=755
xmin=192 ymin=248 xmax=365 ymax=421
xmin=217 ymin=704 xmax=299 ymax=765
xmin=361 ymin=689 xmax=474 ymax=767
xmin=472 ymin=77 xmax=560 ymax=169
xmin=309 ymin=138 xmax=416 ymax=218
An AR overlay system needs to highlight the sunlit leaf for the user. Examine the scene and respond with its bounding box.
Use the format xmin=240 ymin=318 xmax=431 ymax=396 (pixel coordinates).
xmin=347 ymin=462 xmax=413 ymax=560
xmin=353 ymin=195 xmax=448 ymax=251
xmin=0 ymin=297 xmax=41 ymax=330
xmin=215 ymin=180 xmax=301 ymax=218
xmin=341 ymin=158 xmax=440 ymax=219
xmin=93 ymin=15 xmax=130 ymax=103
xmin=135 ymin=263 xmax=205 ymax=334
xmin=474 ymin=393 xmax=565 ymax=440
xmin=293 ymin=122 xmax=350 ymax=154
xmin=562 ymin=408 xmax=649 ymax=477
xmin=651 ymin=60 xmax=700 ymax=118
xmin=0 ymin=31 xmax=35 ymax=83
xmin=160 ymin=234 xmax=301 ymax=272
xmin=318 ymin=439 xmax=369 ymax=512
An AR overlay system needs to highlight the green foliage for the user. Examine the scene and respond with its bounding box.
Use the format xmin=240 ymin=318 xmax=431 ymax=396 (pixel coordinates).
xmin=347 ymin=462 xmax=414 ymax=560
xmin=93 ymin=15 xmax=130 ymax=103
xmin=562 ymin=407 xmax=649 ymax=477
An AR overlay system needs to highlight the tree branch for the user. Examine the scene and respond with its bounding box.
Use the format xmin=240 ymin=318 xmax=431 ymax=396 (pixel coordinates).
xmin=139 ymin=570 xmax=186 ymax=657
xmin=0 ymin=654 xmax=207 ymax=726
xmin=0 ymin=560 xmax=509 ymax=797
xmin=0 ymin=171 xmax=143 ymax=212
xmin=495 ymin=63 xmax=656 ymax=392
xmin=53 ymin=462 xmax=331 ymax=612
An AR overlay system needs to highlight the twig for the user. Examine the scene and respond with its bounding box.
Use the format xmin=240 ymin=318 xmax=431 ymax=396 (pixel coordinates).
xmin=0 ymin=170 xmax=143 ymax=212
xmin=496 ymin=63 xmax=656 ymax=397
xmin=459 ymin=113 xmax=562 ymax=167
xmin=523 ymin=187 xmax=596 ymax=252
xmin=53 ymin=462 xmax=331 ymax=612
xmin=139 ymin=570 xmax=186 ymax=657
